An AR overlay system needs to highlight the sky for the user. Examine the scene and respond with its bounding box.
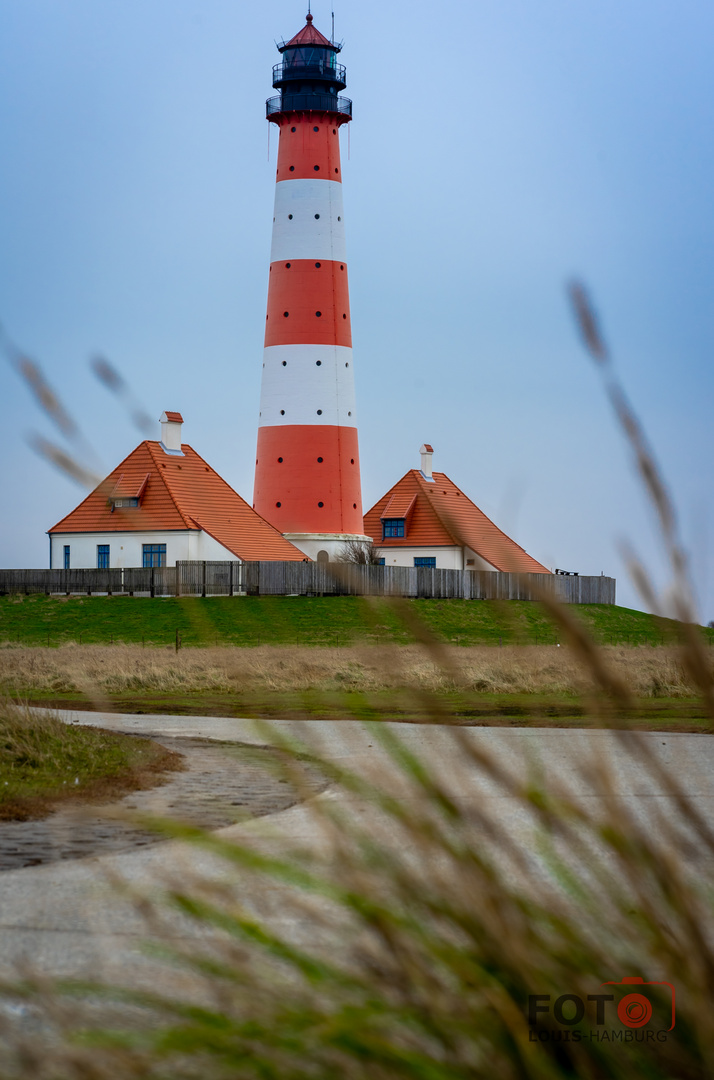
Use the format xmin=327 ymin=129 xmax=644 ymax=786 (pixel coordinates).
xmin=1 ymin=0 xmax=712 ymax=620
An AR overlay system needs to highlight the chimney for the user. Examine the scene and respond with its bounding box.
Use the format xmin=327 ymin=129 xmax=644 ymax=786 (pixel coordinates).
xmin=420 ymin=443 xmax=434 ymax=479
xmin=160 ymin=411 xmax=184 ymax=454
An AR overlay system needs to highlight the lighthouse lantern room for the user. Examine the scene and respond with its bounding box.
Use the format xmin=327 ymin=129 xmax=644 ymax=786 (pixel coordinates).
xmin=253 ymin=13 xmax=371 ymax=562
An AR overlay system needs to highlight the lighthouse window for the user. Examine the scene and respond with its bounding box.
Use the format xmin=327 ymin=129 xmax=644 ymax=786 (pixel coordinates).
xmin=317 ymin=409 xmax=323 ymax=415
xmin=282 ymin=360 xmax=287 ymax=366
xmin=291 ymin=126 xmax=296 ymax=132
xmin=348 ymin=411 xmax=352 ymax=416
xmin=316 ymin=360 xmax=322 ymax=366
xmin=314 ymin=214 xmax=320 ymax=219
xmin=314 ymin=165 xmax=320 ymax=171
xmin=338 ymin=218 xmax=342 ymax=222
xmin=276 ymin=502 xmax=281 ymax=507
xmin=288 ymin=214 xmax=293 ymax=219
xmin=333 ymin=128 xmax=336 ymax=134
xmin=316 ymin=311 xmax=322 ymax=317
xmin=280 ymin=409 xmax=285 ymax=415
xmin=283 ymin=311 xmax=289 ymax=317
xmin=289 ymin=166 xmax=295 ymax=171
xmin=278 ymin=457 xmax=283 ymax=462
xmin=353 ymin=503 xmax=357 ymax=509
xmin=315 ymin=261 xmax=321 ymax=267
xmin=285 ymin=262 xmax=291 ymax=268
xmin=313 ymin=126 xmax=319 ymax=132
xmin=335 ymin=169 xmax=338 ymax=173
xmin=318 ymin=502 xmax=324 ymax=508
xmin=345 ymin=362 xmax=349 ymax=367
xmin=350 ymin=458 xmax=354 ymax=464
xmin=317 ymin=456 xmax=323 ymax=462
xmin=383 ymin=520 xmax=405 ymax=539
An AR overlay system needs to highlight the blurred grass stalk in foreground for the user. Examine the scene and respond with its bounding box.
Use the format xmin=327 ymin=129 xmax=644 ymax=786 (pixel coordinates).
xmin=0 ymin=287 xmax=713 ymax=1078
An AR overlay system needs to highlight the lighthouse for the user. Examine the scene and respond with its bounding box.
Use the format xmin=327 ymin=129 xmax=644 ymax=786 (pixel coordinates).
xmin=253 ymin=12 xmax=370 ymax=562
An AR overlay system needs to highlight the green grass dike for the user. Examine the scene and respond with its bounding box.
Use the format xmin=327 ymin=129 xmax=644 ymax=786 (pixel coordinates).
xmin=0 ymin=592 xmax=711 ymax=648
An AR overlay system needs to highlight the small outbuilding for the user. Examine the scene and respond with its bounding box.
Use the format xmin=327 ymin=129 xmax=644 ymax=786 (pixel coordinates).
xmin=48 ymin=412 xmax=305 ymax=569
xmin=363 ymin=445 xmax=551 ymax=574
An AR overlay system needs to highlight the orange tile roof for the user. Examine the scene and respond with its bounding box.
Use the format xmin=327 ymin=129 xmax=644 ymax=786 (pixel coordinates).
xmin=163 ymin=411 xmax=183 ymax=423
xmin=49 ymin=441 xmax=306 ymax=561
xmin=364 ymin=470 xmax=551 ymax=574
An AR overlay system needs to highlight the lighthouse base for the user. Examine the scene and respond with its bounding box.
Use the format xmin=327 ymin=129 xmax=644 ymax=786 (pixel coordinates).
xmin=282 ymin=533 xmax=373 ymax=563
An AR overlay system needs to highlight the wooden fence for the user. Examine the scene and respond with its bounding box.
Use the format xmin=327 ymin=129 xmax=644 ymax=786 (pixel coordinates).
xmin=0 ymin=563 xmax=616 ymax=604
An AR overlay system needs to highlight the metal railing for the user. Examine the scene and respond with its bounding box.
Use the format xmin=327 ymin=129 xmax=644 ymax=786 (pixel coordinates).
xmin=266 ymin=94 xmax=352 ymax=118
xmin=273 ymin=61 xmax=346 ymax=84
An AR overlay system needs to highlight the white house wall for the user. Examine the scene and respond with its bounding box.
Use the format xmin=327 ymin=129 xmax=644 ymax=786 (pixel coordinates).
xmin=464 ymin=548 xmax=499 ymax=573
xmin=50 ymin=530 xmax=238 ymax=569
xmin=375 ymin=546 xmax=498 ymax=572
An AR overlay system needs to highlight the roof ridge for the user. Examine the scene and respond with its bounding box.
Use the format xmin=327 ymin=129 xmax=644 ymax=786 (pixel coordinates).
xmin=189 ymin=517 xmax=241 ymax=560
xmin=48 ymin=441 xmax=154 ymax=533
xmin=145 ymin=441 xmax=194 ymax=529
xmin=434 ymin=471 xmax=531 ymax=553
xmin=415 ymin=470 xmax=461 ymax=546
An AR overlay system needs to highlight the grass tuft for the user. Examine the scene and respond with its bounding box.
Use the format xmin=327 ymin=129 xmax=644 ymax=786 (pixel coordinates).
xmin=0 ymin=702 xmax=182 ymax=820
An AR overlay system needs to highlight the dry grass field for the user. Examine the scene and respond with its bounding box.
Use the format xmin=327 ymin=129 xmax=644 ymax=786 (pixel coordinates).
xmin=0 ymin=641 xmax=709 ymax=701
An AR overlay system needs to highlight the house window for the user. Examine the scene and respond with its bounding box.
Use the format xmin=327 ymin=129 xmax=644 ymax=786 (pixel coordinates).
xmin=113 ymin=497 xmax=139 ymax=508
xmin=97 ymin=545 xmax=110 ymax=569
xmin=382 ymin=519 xmax=405 ymax=539
xmin=414 ymin=557 xmax=436 ymax=568
xmin=143 ymin=543 xmax=166 ymax=568
xmin=63 ymin=545 xmax=70 ymax=570
xmin=378 ymin=558 xmax=385 ymax=566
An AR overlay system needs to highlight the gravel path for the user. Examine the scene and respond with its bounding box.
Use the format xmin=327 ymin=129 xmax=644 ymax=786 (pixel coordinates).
xmin=0 ymin=735 xmax=329 ymax=872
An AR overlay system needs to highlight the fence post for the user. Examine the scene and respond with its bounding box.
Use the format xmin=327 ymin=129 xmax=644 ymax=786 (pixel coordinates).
xmin=150 ymin=567 xmax=155 ymax=599
xmin=202 ymin=561 xmax=206 ymax=598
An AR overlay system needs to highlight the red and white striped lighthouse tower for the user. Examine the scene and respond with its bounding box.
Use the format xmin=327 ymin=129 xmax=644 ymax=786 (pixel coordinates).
xmin=253 ymin=12 xmax=369 ymax=562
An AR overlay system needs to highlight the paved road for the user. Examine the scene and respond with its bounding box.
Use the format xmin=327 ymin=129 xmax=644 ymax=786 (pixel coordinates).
xmin=0 ymin=711 xmax=712 ymax=998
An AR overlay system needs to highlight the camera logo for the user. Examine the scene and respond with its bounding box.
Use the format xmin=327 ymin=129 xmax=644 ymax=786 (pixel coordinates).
xmin=600 ymin=976 xmax=675 ymax=1031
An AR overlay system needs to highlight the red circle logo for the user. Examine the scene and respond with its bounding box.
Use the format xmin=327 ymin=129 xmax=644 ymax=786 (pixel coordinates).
xmin=617 ymin=993 xmax=652 ymax=1028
